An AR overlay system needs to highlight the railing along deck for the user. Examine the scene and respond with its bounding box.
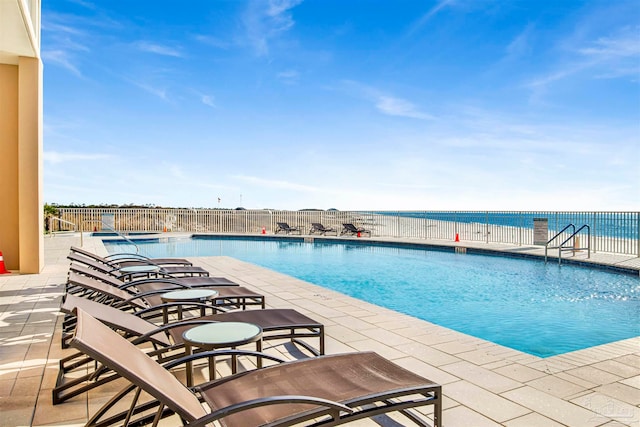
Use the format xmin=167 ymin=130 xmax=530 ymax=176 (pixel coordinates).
xmin=49 ymin=209 xmax=640 ymax=257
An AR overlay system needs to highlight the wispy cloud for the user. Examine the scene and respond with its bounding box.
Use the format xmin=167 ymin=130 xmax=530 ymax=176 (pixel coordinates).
xmin=579 ymin=26 xmax=640 ymax=59
xmin=527 ymin=25 xmax=640 ymax=90
xmin=134 ymin=41 xmax=183 ymax=57
xmin=578 ymin=25 xmax=640 ymax=79
xmin=42 ymin=13 xmax=92 ymax=76
xmin=44 ymin=151 xmax=112 ymax=164
xmin=42 ymin=50 xmax=83 ymax=77
xmin=200 ymin=94 xmax=216 ymax=107
xmin=188 ymin=89 xmax=217 ymax=107
xmin=505 ymin=23 xmax=534 ymax=60
xmin=341 ymin=80 xmax=434 ymax=120
xmin=67 ymin=0 xmax=97 ymax=10
xmin=193 ymin=35 xmax=232 ymax=50
xmin=128 ymin=80 xmax=168 ymax=100
xmin=277 ymin=69 xmax=300 ymax=84
xmin=242 ymin=0 xmax=303 ymax=56
xmin=375 ymin=96 xmax=434 ymax=120
xmin=407 ymin=0 xmax=455 ymax=36
xmin=42 ymin=20 xmax=85 ymax=37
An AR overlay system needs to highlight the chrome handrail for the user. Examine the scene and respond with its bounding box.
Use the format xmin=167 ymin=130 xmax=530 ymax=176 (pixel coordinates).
xmin=545 ymin=224 xmax=575 ymax=263
xmin=557 ymin=224 xmax=591 ymax=265
xmin=79 ymin=220 xmax=140 ymax=253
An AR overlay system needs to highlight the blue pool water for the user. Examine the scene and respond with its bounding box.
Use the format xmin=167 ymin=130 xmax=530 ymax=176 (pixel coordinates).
xmin=105 ymin=236 xmax=640 ymax=357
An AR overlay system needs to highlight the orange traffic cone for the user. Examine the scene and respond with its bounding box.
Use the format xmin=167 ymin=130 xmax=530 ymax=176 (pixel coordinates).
xmin=455 ymin=233 xmax=460 ymax=242
xmin=163 ymin=226 xmax=167 ymax=232
xmin=0 ymin=251 xmax=9 ymax=274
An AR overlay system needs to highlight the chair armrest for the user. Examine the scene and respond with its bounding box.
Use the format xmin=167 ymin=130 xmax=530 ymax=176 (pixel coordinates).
xmin=162 ymin=349 xmax=287 ymax=371
xmin=104 ymin=253 xmax=151 ymax=261
xmin=188 ymin=395 xmax=353 ymax=427
xmin=121 ymin=278 xmax=192 ymax=289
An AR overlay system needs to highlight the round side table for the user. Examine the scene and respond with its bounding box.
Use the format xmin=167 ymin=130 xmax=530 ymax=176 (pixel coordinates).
xmin=118 ymin=264 xmax=160 ymax=281
xmin=160 ymin=289 xmax=218 ymax=323
xmin=182 ymin=322 xmax=263 ymax=386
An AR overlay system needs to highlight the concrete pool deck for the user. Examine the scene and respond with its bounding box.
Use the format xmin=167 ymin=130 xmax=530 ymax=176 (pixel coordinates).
xmin=0 ymin=234 xmax=638 ymax=426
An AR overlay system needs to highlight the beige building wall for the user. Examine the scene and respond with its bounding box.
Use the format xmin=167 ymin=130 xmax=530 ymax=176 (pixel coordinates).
xmin=0 ymin=65 xmax=21 ymax=270
xmin=0 ymin=1 xmax=43 ymax=273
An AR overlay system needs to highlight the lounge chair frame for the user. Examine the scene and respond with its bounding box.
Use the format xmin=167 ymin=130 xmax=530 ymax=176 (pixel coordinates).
xmin=54 ymin=295 xmax=324 ymax=404
xmin=71 ymin=309 xmax=441 ymax=427
xmin=62 ymin=271 xmax=265 ymax=344
xmin=309 ymin=223 xmax=338 ymax=236
xmin=70 ymin=245 xmax=193 ymax=266
xmin=275 ymin=222 xmax=302 ymax=235
xmin=340 ymin=223 xmax=372 ymax=237
xmin=68 ymin=251 xmax=210 ymax=279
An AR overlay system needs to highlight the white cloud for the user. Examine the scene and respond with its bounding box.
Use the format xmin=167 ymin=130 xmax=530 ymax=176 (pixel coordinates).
xmin=407 ymin=0 xmax=456 ymax=36
xmin=267 ymin=0 xmax=303 ymax=17
xmin=44 ymin=151 xmax=112 ymax=164
xmin=135 ymin=41 xmax=183 ymax=57
xmin=68 ymin=0 xmax=97 ymax=10
xmin=579 ymin=26 xmax=640 ymax=59
xmin=243 ymin=0 xmax=303 ymax=56
xmin=375 ymin=96 xmax=434 ymax=120
xmin=42 ymin=50 xmax=83 ymax=77
xmin=277 ymin=69 xmax=300 ymax=84
xmin=129 ymin=80 xmax=168 ymax=100
xmin=527 ymin=26 xmax=640 ymax=91
xmin=505 ymin=24 xmax=534 ymax=59
xmin=42 ymin=21 xmax=85 ymax=37
xmin=201 ymin=94 xmax=216 ymax=107
xmin=341 ymin=80 xmax=434 ymax=120
xmin=193 ymin=35 xmax=231 ymax=49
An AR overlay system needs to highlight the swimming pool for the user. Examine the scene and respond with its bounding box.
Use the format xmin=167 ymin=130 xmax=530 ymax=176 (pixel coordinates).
xmin=104 ymin=236 xmax=640 ymax=357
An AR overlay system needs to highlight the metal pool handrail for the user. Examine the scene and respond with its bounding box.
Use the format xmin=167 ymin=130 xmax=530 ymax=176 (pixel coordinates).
xmin=80 ymin=220 xmax=140 ymax=253
xmin=545 ymin=224 xmax=592 ymax=264
xmin=545 ymin=223 xmax=575 ymax=263
xmin=557 ymin=224 xmax=591 ymax=265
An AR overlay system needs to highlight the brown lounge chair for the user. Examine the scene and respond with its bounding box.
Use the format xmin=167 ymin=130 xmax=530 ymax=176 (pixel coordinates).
xmin=341 ymin=223 xmax=372 ymax=237
xmin=68 ymin=250 xmax=210 ymax=279
xmin=274 ymin=222 xmax=302 ymax=234
xmin=54 ymin=294 xmax=324 ymax=404
xmin=70 ymin=308 xmax=442 ymax=427
xmin=309 ymin=223 xmax=338 ymax=235
xmin=63 ymin=271 xmax=265 ymax=334
xmin=70 ymin=245 xmax=193 ymax=267
xmin=68 ymin=262 xmax=237 ymax=291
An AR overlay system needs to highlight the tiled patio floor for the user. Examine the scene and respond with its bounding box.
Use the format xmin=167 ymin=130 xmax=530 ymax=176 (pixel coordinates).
xmin=0 ymin=234 xmax=638 ymax=426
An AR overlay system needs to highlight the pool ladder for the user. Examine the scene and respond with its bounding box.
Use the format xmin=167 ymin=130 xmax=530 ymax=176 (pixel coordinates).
xmin=545 ymin=224 xmax=591 ymax=265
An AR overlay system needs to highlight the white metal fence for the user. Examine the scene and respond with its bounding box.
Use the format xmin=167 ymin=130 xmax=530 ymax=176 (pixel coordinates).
xmin=51 ymin=209 xmax=639 ymax=257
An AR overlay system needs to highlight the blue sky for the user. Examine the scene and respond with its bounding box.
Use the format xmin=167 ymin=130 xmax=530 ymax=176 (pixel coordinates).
xmin=42 ymin=0 xmax=639 ymax=210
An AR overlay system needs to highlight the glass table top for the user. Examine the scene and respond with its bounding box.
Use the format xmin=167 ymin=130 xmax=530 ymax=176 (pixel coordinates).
xmin=183 ymin=322 xmax=262 ymax=346
xmin=119 ymin=265 xmax=161 ymax=273
xmin=161 ymin=289 xmax=218 ymax=301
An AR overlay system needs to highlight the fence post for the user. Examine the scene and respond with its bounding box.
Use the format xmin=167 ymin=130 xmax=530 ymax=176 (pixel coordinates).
xmin=637 ymin=212 xmax=640 ymax=258
xmin=485 ymin=211 xmax=489 ymax=244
